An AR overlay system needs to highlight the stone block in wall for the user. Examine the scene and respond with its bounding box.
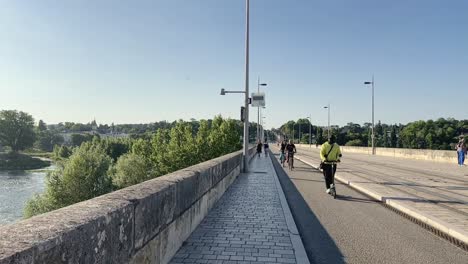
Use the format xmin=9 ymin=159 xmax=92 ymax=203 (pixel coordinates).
xmin=0 ymin=195 xmax=134 ymax=264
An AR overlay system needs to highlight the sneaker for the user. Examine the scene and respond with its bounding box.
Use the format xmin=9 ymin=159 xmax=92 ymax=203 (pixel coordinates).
xmin=330 ymin=184 xmax=335 ymax=189
xmin=326 ymin=189 xmax=330 ymax=194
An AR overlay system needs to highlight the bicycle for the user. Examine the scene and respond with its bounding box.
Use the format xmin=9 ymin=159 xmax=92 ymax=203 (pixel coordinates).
xmin=279 ymin=152 xmax=286 ymax=167
xmin=287 ymin=152 xmax=295 ymax=171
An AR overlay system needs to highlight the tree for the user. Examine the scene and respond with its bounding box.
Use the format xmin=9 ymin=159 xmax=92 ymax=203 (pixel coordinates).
xmin=112 ymin=153 xmax=151 ymax=189
xmin=0 ymin=110 xmax=36 ymax=152
xmin=37 ymin=120 xmax=47 ymax=132
xmin=35 ymin=131 xmax=65 ymax=152
xmin=25 ymin=141 xmax=113 ymax=218
xmin=70 ymin=133 xmax=94 ymax=147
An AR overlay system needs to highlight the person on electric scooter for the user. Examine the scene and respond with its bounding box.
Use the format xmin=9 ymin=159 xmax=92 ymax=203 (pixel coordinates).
xmin=320 ymin=135 xmax=342 ymax=194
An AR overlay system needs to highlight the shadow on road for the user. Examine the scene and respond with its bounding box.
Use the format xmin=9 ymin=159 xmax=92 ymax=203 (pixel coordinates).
xmin=336 ymin=195 xmax=378 ymax=204
xmin=270 ymin=151 xmax=346 ymax=264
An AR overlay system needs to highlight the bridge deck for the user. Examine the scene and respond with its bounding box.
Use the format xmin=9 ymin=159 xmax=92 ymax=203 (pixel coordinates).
xmin=293 ymin=145 xmax=468 ymax=247
xmin=170 ymin=154 xmax=307 ymax=264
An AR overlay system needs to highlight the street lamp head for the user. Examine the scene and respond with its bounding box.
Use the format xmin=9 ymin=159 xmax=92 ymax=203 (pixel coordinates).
xmin=364 ymin=81 xmax=372 ymax=85
xmin=220 ymin=88 xmax=226 ymax=95
xmin=323 ymin=106 xmax=328 ymax=109
xmin=259 ymin=83 xmax=267 ymax=86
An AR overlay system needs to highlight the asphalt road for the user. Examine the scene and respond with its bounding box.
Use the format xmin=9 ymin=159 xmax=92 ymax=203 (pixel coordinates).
xmin=270 ymin=151 xmax=468 ymax=264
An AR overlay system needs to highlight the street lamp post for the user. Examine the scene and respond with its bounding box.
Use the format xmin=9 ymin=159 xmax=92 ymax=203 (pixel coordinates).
xmin=257 ymin=77 xmax=267 ymax=142
xmin=307 ymin=116 xmax=312 ymax=146
xmin=324 ymin=104 xmax=330 ymax=141
xmin=298 ymin=123 xmax=301 ymax=144
xmin=364 ymin=75 xmax=375 ymax=155
xmin=221 ymin=0 xmax=250 ymax=172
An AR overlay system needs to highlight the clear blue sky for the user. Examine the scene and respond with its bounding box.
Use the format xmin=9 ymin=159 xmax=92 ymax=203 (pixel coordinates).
xmin=1 ymin=0 xmax=467 ymax=128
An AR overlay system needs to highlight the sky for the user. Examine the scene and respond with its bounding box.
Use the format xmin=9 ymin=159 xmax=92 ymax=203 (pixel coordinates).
xmin=0 ymin=0 xmax=467 ymax=129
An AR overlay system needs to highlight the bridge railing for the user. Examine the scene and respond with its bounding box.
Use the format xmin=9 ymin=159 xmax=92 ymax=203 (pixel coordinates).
xmin=295 ymin=144 xmax=457 ymax=163
xmin=0 ymin=147 xmax=256 ymax=264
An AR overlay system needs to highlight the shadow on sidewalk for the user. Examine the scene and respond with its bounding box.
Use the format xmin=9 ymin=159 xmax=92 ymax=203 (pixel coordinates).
xmin=269 ymin=151 xmax=346 ymax=264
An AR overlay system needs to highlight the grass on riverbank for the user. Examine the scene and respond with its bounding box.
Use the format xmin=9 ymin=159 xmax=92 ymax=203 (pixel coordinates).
xmin=0 ymin=153 xmax=51 ymax=170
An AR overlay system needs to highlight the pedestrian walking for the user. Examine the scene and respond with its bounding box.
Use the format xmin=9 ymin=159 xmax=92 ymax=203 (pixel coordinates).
xmin=456 ymin=136 xmax=467 ymax=166
xmin=264 ymin=141 xmax=269 ymax=157
xmin=256 ymin=140 xmax=262 ymax=158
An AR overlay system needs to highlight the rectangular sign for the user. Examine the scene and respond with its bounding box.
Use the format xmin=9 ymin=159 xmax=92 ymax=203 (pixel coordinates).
xmin=251 ymin=92 xmax=265 ymax=107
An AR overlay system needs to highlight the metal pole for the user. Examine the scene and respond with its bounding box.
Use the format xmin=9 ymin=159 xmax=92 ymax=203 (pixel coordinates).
xmin=292 ymin=126 xmax=294 ymax=142
xmin=243 ymin=0 xmax=250 ymax=172
xmin=309 ymin=116 xmax=311 ymax=146
xmin=299 ymin=123 xmax=301 ymax=144
xmin=328 ymin=104 xmax=331 ymax=141
xmin=257 ymin=76 xmax=260 ymax=142
xmin=372 ymin=75 xmax=375 ymax=155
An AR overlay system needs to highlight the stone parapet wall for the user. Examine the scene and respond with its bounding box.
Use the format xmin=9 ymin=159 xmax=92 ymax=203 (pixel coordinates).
xmin=296 ymin=144 xmax=456 ymax=163
xmin=0 ymin=147 xmax=255 ymax=264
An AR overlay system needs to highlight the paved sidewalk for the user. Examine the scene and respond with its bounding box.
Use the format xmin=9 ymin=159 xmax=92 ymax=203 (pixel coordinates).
xmin=290 ymin=145 xmax=468 ymax=248
xmin=170 ymin=154 xmax=308 ymax=264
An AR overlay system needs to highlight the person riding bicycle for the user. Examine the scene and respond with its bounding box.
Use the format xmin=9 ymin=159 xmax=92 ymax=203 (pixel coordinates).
xmin=320 ymin=135 xmax=342 ymax=194
xmin=285 ymin=140 xmax=297 ymax=168
xmin=279 ymin=140 xmax=287 ymax=165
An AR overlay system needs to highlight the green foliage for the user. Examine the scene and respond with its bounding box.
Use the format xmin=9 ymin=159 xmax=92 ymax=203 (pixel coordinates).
xmin=345 ymin=139 xmax=364 ymax=146
xmin=278 ymin=118 xmax=468 ymax=150
xmin=25 ymin=115 xmax=244 ymax=218
xmin=25 ymin=142 xmax=113 ymax=218
xmin=70 ymin=133 xmax=95 ymax=147
xmin=52 ymin=145 xmax=73 ymax=160
xmin=37 ymin=120 xmax=47 ymax=132
xmin=111 ymin=153 xmax=151 ymax=189
xmin=0 ymin=110 xmax=36 ymax=152
xmin=35 ymin=130 xmax=65 ymax=152
xmin=0 ymin=153 xmax=50 ymax=170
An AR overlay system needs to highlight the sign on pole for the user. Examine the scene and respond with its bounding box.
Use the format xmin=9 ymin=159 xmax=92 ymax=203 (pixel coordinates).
xmin=251 ymin=92 xmax=265 ymax=107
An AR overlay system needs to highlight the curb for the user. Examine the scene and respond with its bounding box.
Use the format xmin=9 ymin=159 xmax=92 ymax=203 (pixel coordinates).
xmin=295 ymin=155 xmax=468 ymax=250
xmin=266 ymin=152 xmax=310 ymax=264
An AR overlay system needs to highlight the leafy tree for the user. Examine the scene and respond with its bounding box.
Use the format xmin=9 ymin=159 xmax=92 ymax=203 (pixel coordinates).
xmin=0 ymin=110 xmax=36 ymax=152
xmin=70 ymin=133 xmax=94 ymax=147
xmin=25 ymin=142 xmax=113 ymax=217
xmin=35 ymin=131 xmax=65 ymax=152
xmin=52 ymin=145 xmax=73 ymax=160
xmin=37 ymin=120 xmax=47 ymax=132
xmin=111 ymin=153 xmax=151 ymax=189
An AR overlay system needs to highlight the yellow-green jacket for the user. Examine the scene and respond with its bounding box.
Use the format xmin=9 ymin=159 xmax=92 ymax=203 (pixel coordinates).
xmin=320 ymin=142 xmax=342 ymax=164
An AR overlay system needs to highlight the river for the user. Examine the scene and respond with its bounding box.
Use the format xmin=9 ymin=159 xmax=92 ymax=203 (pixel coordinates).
xmin=0 ymin=167 xmax=52 ymax=225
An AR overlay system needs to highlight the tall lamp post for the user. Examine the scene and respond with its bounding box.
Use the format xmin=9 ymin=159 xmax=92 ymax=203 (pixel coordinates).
xmin=220 ymin=0 xmax=250 ymax=172
xmin=364 ymin=75 xmax=375 ymax=155
xmin=298 ymin=123 xmax=301 ymax=144
xmin=257 ymin=77 xmax=267 ymax=142
xmin=323 ymin=104 xmax=331 ymax=141
xmin=307 ymin=116 xmax=312 ymax=146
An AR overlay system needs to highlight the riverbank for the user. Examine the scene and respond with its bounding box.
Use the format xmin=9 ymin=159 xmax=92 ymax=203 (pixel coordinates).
xmin=0 ymin=153 xmax=51 ymax=170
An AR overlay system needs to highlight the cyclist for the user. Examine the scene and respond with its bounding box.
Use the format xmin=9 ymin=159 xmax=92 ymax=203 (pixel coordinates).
xmin=285 ymin=140 xmax=297 ymax=169
xmin=320 ymin=135 xmax=342 ymax=194
xmin=279 ymin=140 xmax=287 ymax=166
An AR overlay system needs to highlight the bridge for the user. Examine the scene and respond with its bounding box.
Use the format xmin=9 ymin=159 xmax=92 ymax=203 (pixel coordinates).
xmin=0 ymin=144 xmax=467 ymax=263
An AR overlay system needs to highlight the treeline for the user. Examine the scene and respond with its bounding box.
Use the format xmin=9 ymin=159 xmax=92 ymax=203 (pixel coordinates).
xmin=279 ymin=118 xmax=468 ymax=150
xmin=24 ymin=116 xmax=242 ymax=218
xmin=48 ymin=120 xmax=174 ymax=135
